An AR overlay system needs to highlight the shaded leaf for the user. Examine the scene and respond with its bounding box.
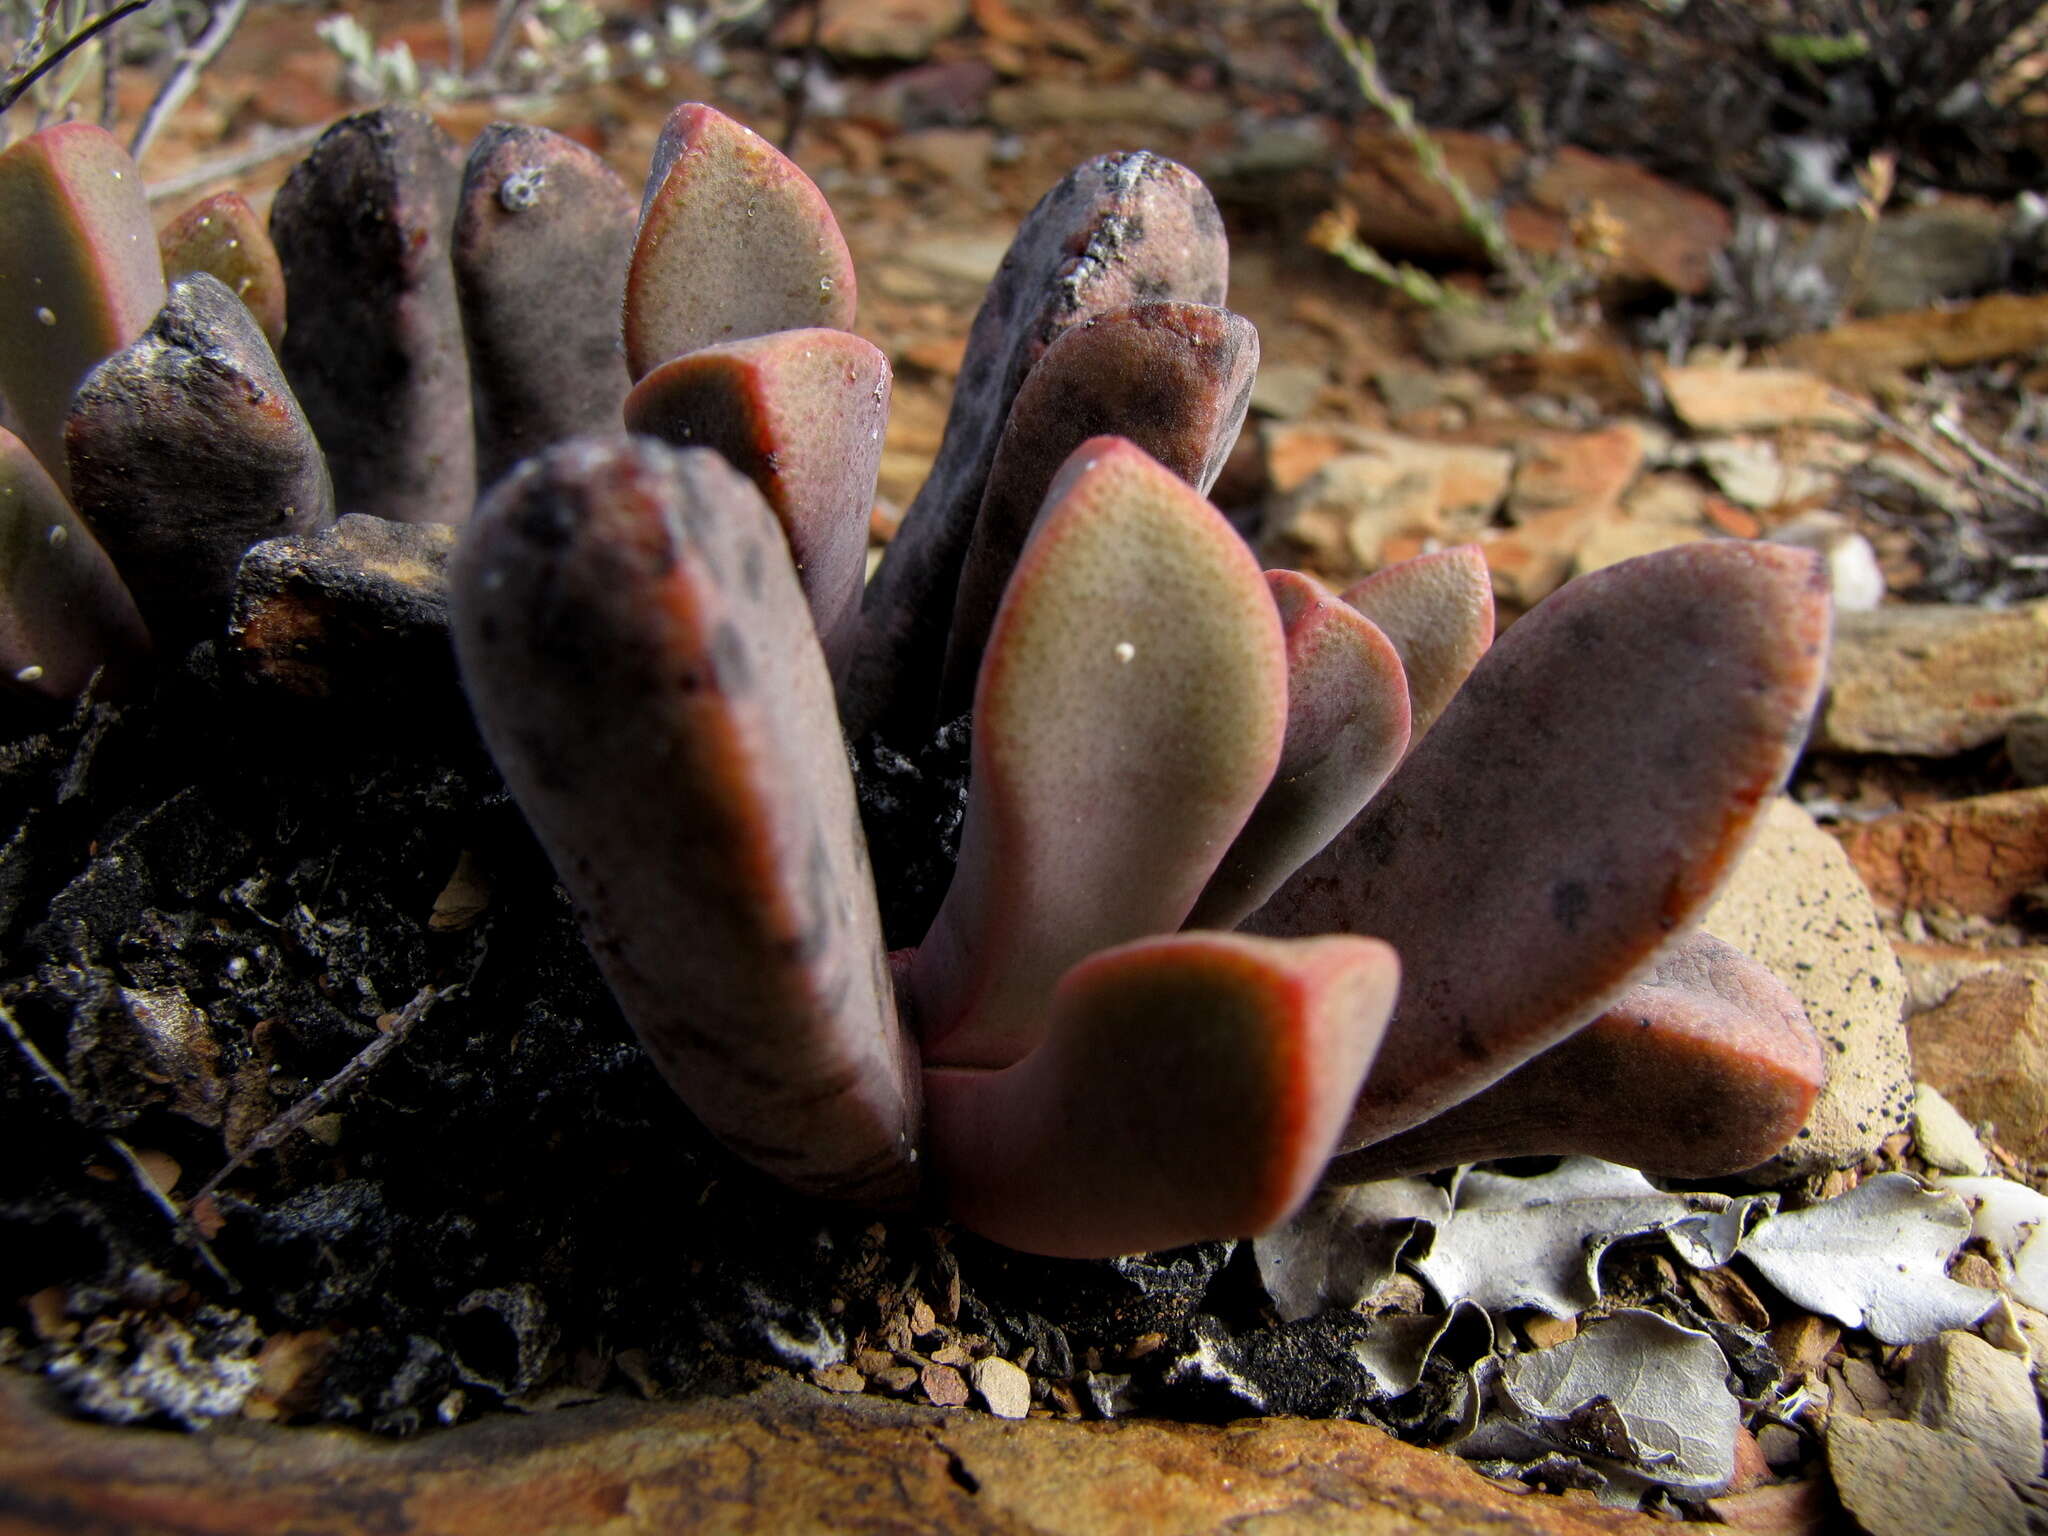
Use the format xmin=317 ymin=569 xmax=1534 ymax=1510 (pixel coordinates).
xmin=938 ymin=302 xmax=1258 ymax=719
xmin=1340 ymin=544 xmax=1494 ymax=743
xmin=842 ymin=152 xmax=1228 ymax=739
xmin=1351 ymin=1301 xmax=1494 ymax=1398
xmin=157 ymin=191 xmax=285 ymax=347
xmin=1248 ymin=542 xmax=1831 ymax=1153
xmin=1742 ymin=1173 xmax=1996 ymax=1344
xmin=924 ymin=931 xmax=1398 ymax=1259
xmin=0 ymin=424 xmax=148 ymax=700
xmin=1327 ymin=931 xmax=1824 ymax=1182
xmin=270 ymin=108 xmax=473 ymax=525
xmin=0 ymin=122 xmax=165 ymax=491
xmin=1187 ymin=569 xmax=1410 ymax=931
xmin=908 ymin=437 xmax=1286 ymax=1070
xmin=622 ymin=103 xmax=855 ymax=379
xmin=624 ymin=327 xmax=888 ymax=678
xmin=1253 ymin=1176 xmax=1447 ymax=1323
xmin=67 ymin=273 xmax=333 ymax=645
xmin=454 ymin=122 xmax=637 ymax=487
xmin=450 ymin=436 xmax=918 ymax=1204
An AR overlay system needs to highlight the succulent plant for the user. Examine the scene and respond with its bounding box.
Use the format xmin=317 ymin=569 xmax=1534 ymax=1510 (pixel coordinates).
xmin=0 ymin=101 xmax=1832 ymax=1266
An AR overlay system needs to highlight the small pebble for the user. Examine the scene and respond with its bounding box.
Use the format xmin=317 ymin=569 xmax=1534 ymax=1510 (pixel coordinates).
xmin=971 ymin=1356 xmax=1031 ymax=1420
xmin=921 ymin=1363 xmax=969 ymax=1408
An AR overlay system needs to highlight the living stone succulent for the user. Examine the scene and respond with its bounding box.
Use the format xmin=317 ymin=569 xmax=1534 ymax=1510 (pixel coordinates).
xmin=0 ymin=101 xmax=1830 ymax=1264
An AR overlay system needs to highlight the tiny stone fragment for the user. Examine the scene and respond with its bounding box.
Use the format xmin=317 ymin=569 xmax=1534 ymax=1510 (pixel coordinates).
xmin=921 ymin=1363 xmax=968 ymax=1407
xmin=811 ymin=1363 xmax=864 ymax=1394
xmin=970 ymin=1356 xmax=1030 ymax=1420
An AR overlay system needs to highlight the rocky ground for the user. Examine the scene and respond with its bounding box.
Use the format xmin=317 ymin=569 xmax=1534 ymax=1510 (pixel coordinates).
xmin=7 ymin=1 xmax=2048 ymax=1532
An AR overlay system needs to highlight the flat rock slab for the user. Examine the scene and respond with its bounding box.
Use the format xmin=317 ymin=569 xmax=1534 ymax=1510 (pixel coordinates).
xmin=0 ymin=1369 xmax=1666 ymax=1536
xmin=1817 ymin=598 xmax=2048 ymax=757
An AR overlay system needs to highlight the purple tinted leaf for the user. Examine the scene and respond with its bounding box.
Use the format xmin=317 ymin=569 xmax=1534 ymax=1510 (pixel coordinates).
xmin=1248 ymin=541 xmax=1831 ymax=1152
xmin=1340 ymin=544 xmax=1494 ymax=744
xmin=1187 ymin=569 xmax=1411 ymax=931
xmin=937 ymin=302 xmax=1258 ymax=720
xmin=450 ymin=436 xmax=919 ymax=1204
xmin=270 ymin=108 xmax=474 ymax=525
xmin=926 ymin=932 xmax=1398 ymax=1259
xmin=909 ymin=437 xmax=1286 ymax=1070
xmin=454 ymin=123 xmax=637 ymax=487
xmin=841 ymin=152 xmax=1229 ymax=739
xmin=0 ymin=123 xmax=165 ymax=492
xmin=623 ymin=327 xmax=889 ymax=679
xmin=0 ymin=425 xmax=148 ymax=701
xmin=66 ymin=273 xmax=335 ymax=646
xmin=1328 ymin=932 xmax=1824 ymax=1181
xmin=157 ymin=191 xmax=285 ymax=347
xmin=622 ymin=104 xmax=856 ymax=380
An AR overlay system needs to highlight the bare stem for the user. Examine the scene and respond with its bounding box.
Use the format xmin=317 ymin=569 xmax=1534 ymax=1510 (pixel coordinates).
xmin=0 ymin=0 xmax=154 ymax=122
xmin=128 ymin=0 xmax=247 ymax=165
xmin=1299 ymin=0 xmax=1523 ymax=282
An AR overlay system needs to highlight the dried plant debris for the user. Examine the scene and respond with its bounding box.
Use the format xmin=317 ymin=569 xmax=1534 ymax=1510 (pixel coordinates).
xmin=1743 ymin=1174 xmax=1999 ymax=1344
xmin=1458 ymin=1309 xmax=1741 ymax=1503
xmin=1408 ymin=1161 xmax=1773 ymax=1318
xmin=1937 ymin=1175 xmax=2048 ymax=1313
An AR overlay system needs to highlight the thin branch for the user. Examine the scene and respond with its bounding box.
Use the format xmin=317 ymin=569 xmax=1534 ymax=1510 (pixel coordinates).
xmin=1 ymin=1000 xmax=235 ymax=1289
xmin=0 ymin=0 xmax=154 ymax=118
xmin=1300 ymin=0 xmax=1523 ymax=282
xmin=779 ymin=0 xmax=821 ymax=154
xmin=479 ymin=0 xmax=532 ymax=85
xmin=441 ymin=0 xmax=461 ymax=78
xmin=143 ymin=118 xmax=323 ymax=201
xmin=128 ymin=0 xmax=246 ymax=164
xmin=1931 ymin=408 xmax=2048 ymax=510
xmin=186 ymin=978 xmax=465 ymax=1215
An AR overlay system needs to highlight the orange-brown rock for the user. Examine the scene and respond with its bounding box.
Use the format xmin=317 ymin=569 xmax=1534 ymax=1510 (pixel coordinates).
xmin=1339 ymin=131 xmax=1731 ymax=294
xmin=1658 ymin=366 xmax=1864 ymax=435
xmin=1907 ymin=960 xmax=2048 ymax=1161
xmin=1817 ymin=601 xmax=2048 ymax=757
xmin=0 ymin=1368 xmax=1669 ymax=1535
xmin=1835 ymin=787 xmax=2048 ymax=918
xmin=1777 ymin=292 xmax=2048 ymax=395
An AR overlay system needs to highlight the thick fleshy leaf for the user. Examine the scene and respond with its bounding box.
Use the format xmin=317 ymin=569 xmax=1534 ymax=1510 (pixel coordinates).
xmin=0 ymin=123 xmax=165 ymax=492
xmin=270 ymin=108 xmax=474 ymax=525
xmin=1247 ymin=541 xmax=1831 ymax=1151
xmin=0 ymin=425 xmax=148 ymax=700
xmin=622 ymin=104 xmax=855 ymax=380
xmin=1340 ymin=545 xmax=1494 ymax=743
xmin=453 ymin=123 xmax=637 ymax=487
xmin=450 ymin=436 xmax=919 ymax=1204
xmin=841 ymin=152 xmax=1229 ymax=739
xmin=925 ymin=932 xmax=1398 ymax=1258
xmin=623 ymin=328 xmax=889 ymax=678
xmin=909 ymin=437 xmax=1287 ymax=1070
xmin=66 ymin=274 xmax=334 ymax=645
xmin=937 ymin=302 xmax=1258 ymax=718
xmin=1186 ymin=570 xmax=1410 ymax=931
xmin=1326 ymin=932 xmax=1825 ymax=1182
xmin=156 ymin=191 xmax=285 ymax=347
